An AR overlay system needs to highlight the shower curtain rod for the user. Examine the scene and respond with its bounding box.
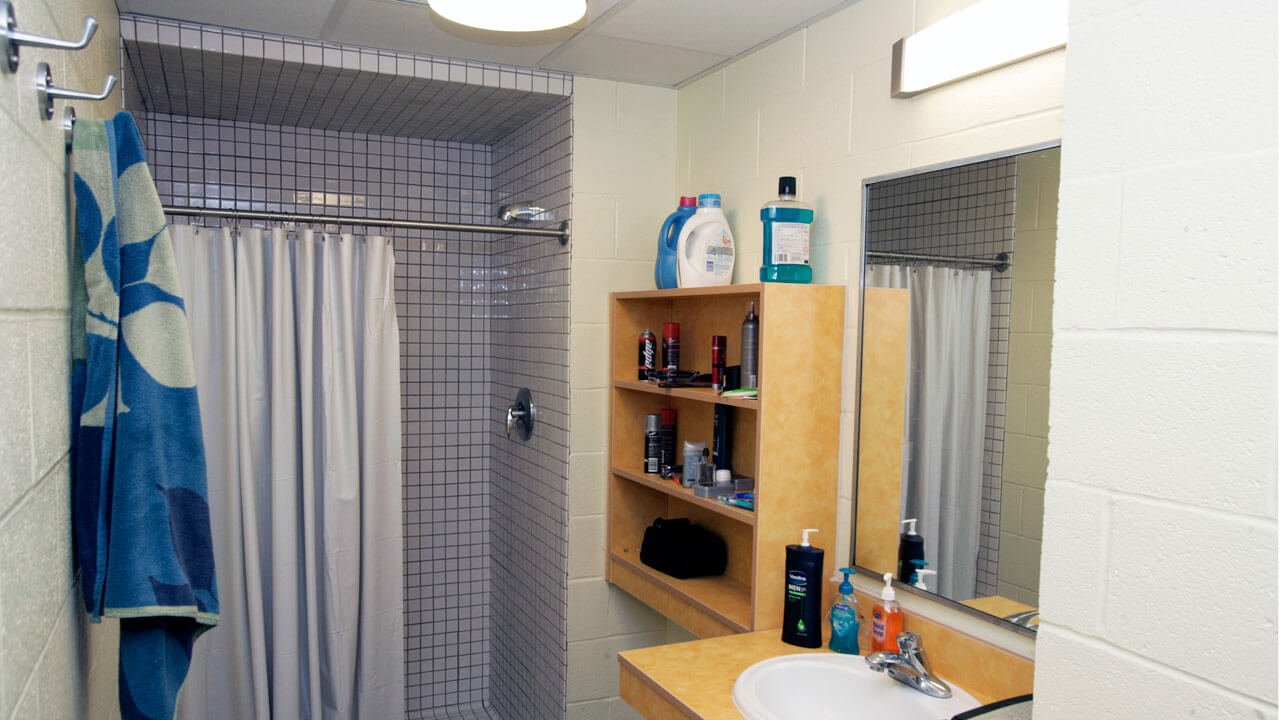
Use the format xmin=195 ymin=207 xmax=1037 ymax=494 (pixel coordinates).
xmin=162 ymin=205 xmax=571 ymax=244
xmin=867 ymin=250 xmax=1010 ymax=272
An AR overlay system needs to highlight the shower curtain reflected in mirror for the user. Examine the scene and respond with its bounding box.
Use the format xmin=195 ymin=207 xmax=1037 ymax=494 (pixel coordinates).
xmin=867 ymin=264 xmax=991 ymax=600
xmin=171 ymin=225 xmax=405 ymax=719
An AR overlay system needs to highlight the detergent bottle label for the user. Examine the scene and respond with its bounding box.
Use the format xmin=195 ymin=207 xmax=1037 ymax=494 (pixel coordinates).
xmin=704 ymin=229 xmax=734 ymax=278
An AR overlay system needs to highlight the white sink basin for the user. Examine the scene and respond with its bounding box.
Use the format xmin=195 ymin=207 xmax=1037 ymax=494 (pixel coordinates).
xmin=732 ymin=653 xmax=981 ymax=720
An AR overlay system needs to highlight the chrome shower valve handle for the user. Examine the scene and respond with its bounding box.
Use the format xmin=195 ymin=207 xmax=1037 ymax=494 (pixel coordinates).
xmin=506 ymin=388 xmax=535 ymax=441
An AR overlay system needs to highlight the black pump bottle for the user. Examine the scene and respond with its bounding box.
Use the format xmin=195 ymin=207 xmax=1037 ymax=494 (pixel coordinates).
xmin=781 ymin=528 xmax=824 ymax=648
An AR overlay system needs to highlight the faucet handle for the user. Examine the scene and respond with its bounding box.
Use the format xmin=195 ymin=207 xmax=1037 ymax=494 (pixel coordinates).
xmin=895 ymin=631 xmax=922 ymax=653
xmin=895 ymin=631 xmax=937 ymax=676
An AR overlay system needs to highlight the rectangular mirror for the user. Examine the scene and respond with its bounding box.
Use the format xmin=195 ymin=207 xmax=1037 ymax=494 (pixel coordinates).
xmin=852 ymin=144 xmax=1060 ymax=633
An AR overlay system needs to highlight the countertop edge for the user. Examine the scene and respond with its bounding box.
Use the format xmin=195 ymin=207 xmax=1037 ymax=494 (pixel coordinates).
xmin=619 ymin=653 xmax=712 ymax=720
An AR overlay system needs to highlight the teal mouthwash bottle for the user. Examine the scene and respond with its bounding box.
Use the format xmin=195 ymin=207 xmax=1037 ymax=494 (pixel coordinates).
xmin=760 ymin=175 xmax=813 ymax=283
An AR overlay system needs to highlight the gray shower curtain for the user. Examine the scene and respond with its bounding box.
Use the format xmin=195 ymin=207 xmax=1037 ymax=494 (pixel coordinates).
xmin=171 ymin=225 xmax=405 ymax=719
xmin=867 ymin=264 xmax=991 ymax=601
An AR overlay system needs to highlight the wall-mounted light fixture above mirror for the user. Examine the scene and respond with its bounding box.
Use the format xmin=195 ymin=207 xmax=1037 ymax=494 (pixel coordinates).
xmin=891 ymin=0 xmax=1067 ymax=97
xmin=852 ymin=143 xmax=1061 ymax=636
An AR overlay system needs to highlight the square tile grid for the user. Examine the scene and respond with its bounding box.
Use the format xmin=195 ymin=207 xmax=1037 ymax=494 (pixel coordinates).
xmin=865 ymin=156 xmax=1017 ymax=600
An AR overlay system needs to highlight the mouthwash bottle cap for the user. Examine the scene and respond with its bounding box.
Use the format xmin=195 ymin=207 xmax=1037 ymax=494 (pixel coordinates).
xmin=901 ymin=518 xmax=919 ymax=536
xmin=880 ymin=572 xmax=896 ymax=602
xmin=838 ymin=567 xmax=855 ymax=595
xmin=778 ymin=176 xmax=796 ymax=197
xmin=799 ymin=528 xmax=818 ymax=547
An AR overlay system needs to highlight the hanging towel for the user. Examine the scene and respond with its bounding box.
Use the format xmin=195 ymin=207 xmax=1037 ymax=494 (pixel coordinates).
xmin=71 ymin=111 xmax=218 ymax=720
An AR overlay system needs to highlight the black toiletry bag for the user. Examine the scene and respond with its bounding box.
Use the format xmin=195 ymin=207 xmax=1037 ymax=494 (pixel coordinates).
xmin=639 ymin=517 xmax=727 ymax=579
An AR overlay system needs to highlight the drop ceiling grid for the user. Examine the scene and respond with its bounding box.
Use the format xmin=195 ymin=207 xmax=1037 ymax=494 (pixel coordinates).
xmin=121 ymin=14 xmax=572 ymax=144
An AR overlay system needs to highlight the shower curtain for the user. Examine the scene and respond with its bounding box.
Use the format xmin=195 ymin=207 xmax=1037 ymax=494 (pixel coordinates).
xmin=867 ymin=264 xmax=991 ymax=600
xmin=170 ymin=225 xmax=405 ymax=719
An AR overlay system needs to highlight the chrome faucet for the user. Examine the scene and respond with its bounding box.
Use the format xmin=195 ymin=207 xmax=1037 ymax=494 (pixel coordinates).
xmin=1003 ymin=609 xmax=1039 ymax=629
xmin=865 ymin=631 xmax=953 ymax=698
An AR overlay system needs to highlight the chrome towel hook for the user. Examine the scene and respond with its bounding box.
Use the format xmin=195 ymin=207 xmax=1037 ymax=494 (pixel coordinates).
xmin=36 ymin=61 xmax=115 ymax=120
xmin=2 ymin=1 xmax=98 ymax=73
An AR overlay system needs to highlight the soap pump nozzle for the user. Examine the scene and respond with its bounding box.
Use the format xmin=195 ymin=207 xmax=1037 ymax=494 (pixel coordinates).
xmin=838 ymin=567 xmax=855 ymax=595
xmin=800 ymin=528 xmax=818 ymax=547
xmin=880 ymin=572 xmax=896 ymax=602
xmin=901 ymin=518 xmax=919 ymax=536
xmin=913 ymin=569 xmax=937 ymax=591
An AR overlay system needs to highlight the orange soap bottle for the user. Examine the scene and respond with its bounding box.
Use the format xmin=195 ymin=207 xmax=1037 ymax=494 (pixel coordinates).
xmin=871 ymin=572 xmax=903 ymax=652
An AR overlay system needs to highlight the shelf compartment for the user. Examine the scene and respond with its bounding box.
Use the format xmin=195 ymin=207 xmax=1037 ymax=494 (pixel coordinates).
xmin=612 ymin=465 xmax=756 ymax=525
xmin=608 ymin=549 xmax=752 ymax=636
xmin=612 ymin=379 xmax=759 ymax=409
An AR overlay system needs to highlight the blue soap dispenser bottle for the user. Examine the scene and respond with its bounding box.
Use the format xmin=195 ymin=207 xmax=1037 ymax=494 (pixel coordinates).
xmin=828 ymin=567 xmax=861 ymax=654
xmin=782 ymin=528 xmax=824 ymax=648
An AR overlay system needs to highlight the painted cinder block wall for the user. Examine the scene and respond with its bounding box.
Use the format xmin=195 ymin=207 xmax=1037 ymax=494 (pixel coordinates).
xmin=1034 ymin=0 xmax=1278 ymax=717
xmin=567 ymin=78 xmax=685 ymax=720
xmin=565 ymin=0 xmax=1065 ymax=715
xmin=0 ymin=0 xmax=124 ymax=717
xmin=674 ymin=0 xmax=1066 ymax=576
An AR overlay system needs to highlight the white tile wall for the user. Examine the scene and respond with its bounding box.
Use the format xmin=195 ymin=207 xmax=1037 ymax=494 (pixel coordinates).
xmin=0 ymin=0 xmax=124 ymax=717
xmin=1000 ymin=147 xmax=1059 ymax=608
xmin=120 ymin=15 xmax=570 ymax=144
xmin=1035 ymin=0 xmax=1277 ymax=717
xmin=488 ymin=98 xmax=572 ymax=720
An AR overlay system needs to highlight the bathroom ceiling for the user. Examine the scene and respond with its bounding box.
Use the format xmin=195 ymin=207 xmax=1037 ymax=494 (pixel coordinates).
xmin=114 ymin=0 xmax=856 ymax=87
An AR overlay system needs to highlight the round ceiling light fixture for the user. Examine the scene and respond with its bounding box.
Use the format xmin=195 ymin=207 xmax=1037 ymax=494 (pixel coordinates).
xmin=428 ymin=0 xmax=586 ymax=32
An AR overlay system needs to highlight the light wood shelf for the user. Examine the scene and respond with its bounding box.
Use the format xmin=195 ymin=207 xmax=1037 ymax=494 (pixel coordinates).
xmin=612 ymin=379 xmax=759 ymax=409
xmin=611 ymin=465 xmax=757 ymax=526
xmin=606 ymin=283 xmax=845 ymax=638
xmin=609 ymin=550 xmax=752 ymax=634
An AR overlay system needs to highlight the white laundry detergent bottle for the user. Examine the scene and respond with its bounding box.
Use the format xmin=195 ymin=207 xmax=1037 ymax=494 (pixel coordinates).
xmin=676 ymin=194 xmax=735 ymax=287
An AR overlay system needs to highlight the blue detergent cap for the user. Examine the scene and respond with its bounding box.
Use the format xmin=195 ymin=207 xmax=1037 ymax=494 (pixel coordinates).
xmin=697 ymin=193 xmax=721 ymax=208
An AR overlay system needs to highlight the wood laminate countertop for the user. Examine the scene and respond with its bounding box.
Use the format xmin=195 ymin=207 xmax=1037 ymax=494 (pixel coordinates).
xmin=617 ymin=630 xmax=830 ymax=720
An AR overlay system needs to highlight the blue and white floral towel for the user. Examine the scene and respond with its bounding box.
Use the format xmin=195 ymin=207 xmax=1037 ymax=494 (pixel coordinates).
xmin=71 ymin=111 xmax=218 ymax=720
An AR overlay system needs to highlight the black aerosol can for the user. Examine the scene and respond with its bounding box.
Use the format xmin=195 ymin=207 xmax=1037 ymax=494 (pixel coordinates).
xmin=638 ymin=329 xmax=657 ymax=380
xmin=644 ymin=414 xmax=662 ymax=473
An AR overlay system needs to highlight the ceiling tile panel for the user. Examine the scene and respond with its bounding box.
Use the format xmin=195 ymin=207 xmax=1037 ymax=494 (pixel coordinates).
xmin=123 ymin=0 xmax=855 ymax=86
xmin=591 ymin=0 xmax=848 ymax=56
xmin=541 ymin=34 xmax=726 ymax=86
xmin=325 ymin=0 xmax=576 ymax=69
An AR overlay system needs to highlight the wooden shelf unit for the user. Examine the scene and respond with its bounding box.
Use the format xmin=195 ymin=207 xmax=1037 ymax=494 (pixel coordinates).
xmin=607 ymin=283 xmax=845 ymax=638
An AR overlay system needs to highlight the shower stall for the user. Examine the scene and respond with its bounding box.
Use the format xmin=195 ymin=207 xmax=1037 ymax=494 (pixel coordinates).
xmin=122 ymin=15 xmax=571 ymax=719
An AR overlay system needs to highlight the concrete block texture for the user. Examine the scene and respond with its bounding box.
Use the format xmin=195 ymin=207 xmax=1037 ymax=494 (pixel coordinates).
xmin=1037 ymin=482 xmax=1111 ymax=635
xmin=1105 ymin=498 xmax=1277 ymax=702
xmin=1049 ymin=334 xmax=1276 ymax=517
xmin=1034 ymin=627 xmax=1277 ymax=720
xmin=1115 ymin=154 xmax=1276 ymax=332
xmin=1061 ymin=0 xmax=1276 ymax=178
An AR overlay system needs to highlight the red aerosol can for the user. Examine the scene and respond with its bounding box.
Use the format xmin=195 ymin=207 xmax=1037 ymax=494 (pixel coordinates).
xmin=638 ymin=329 xmax=657 ymax=380
xmin=711 ymin=335 xmax=727 ymax=391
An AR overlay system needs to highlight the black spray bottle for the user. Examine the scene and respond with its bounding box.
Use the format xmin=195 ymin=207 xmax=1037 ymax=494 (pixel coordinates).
xmin=782 ymin=528 xmax=824 ymax=648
